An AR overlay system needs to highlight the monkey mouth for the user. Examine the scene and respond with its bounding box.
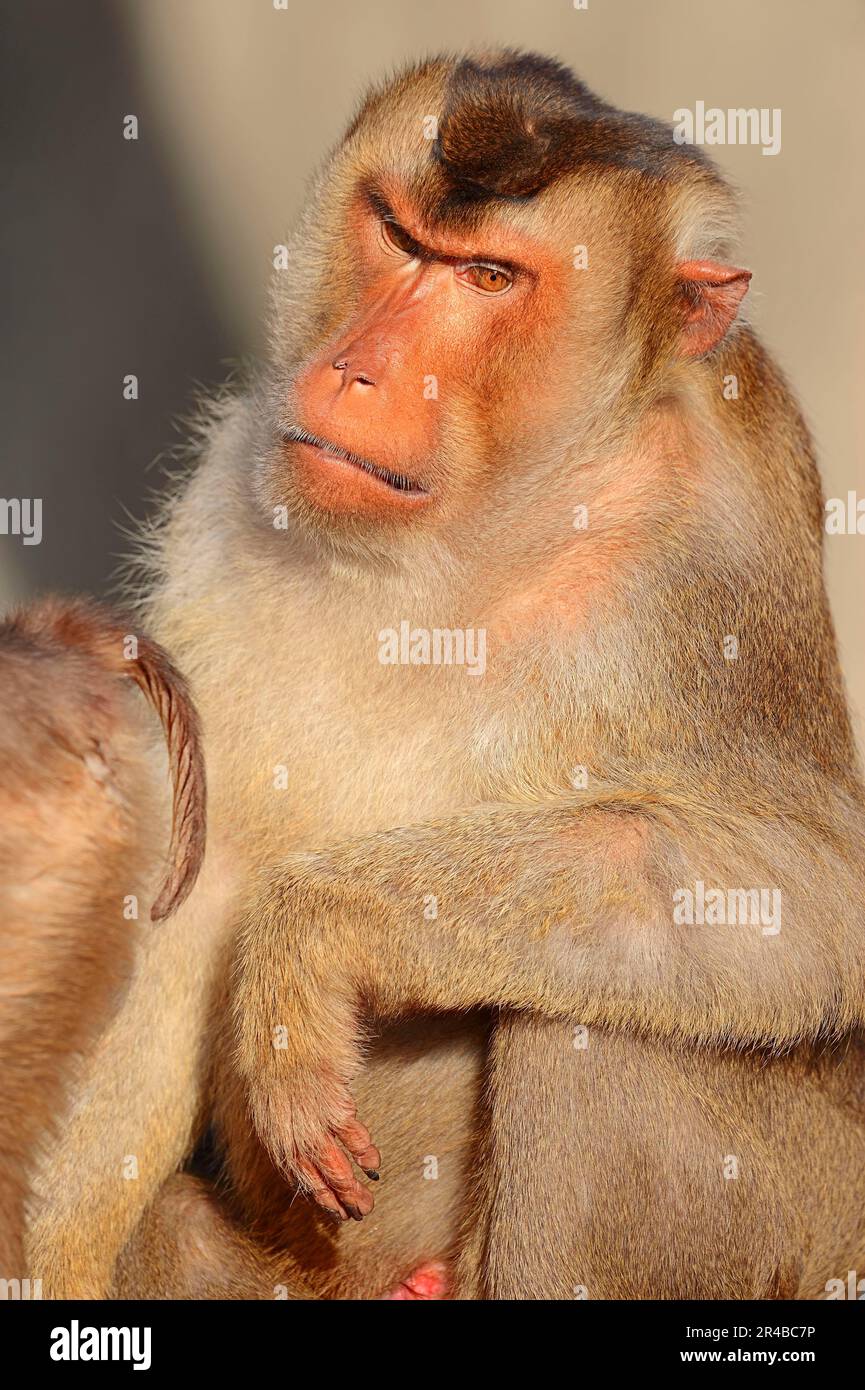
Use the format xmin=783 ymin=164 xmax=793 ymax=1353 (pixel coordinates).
xmin=282 ymin=426 xmax=428 ymax=498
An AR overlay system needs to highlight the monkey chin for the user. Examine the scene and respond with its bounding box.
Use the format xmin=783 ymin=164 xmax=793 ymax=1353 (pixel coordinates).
xmin=285 ymin=435 xmax=432 ymax=522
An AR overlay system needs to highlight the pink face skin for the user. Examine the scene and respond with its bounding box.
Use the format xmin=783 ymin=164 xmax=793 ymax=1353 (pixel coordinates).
xmin=284 ymin=188 xmax=560 ymax=522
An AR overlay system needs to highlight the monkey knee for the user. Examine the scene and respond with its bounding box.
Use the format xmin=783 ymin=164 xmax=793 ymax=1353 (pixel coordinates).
xmin=117 ymin=1176 xmax=276 ymax=1300
xmin=141 ymin=1177 xmax=230 ymax=1296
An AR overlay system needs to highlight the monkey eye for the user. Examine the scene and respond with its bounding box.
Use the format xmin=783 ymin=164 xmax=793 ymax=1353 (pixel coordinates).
xmin=457 ymin=263 xmax=513 ymax=295
xmin=381 ymin=218 xmax=420 ymax=257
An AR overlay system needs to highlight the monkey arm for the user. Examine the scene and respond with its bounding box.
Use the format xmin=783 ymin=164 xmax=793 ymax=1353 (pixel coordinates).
xmin=233 ymin=791 xmax=865 ymax=1217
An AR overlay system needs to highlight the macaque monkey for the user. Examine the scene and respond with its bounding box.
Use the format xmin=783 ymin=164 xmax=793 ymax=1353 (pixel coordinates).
xmin=0 ymin=596 xmax=205 ymax=1285
xmin=31 ymin=52 xmax=865 ymax=1300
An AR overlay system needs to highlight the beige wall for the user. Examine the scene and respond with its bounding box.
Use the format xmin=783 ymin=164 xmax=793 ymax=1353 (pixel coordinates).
xmin=30 ymin=1 xmax=865 ymax=744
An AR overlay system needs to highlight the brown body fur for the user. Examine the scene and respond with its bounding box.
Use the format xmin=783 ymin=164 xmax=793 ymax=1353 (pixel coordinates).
xmin=27 ymin=52 xmax=865 ymax=1299
xmin=0 ymin=597 xmax=205 ymax=1285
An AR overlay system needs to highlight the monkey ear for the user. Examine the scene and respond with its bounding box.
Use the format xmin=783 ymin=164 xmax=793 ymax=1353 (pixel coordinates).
xmin=677 ymin=260 xmax=752 ymax=357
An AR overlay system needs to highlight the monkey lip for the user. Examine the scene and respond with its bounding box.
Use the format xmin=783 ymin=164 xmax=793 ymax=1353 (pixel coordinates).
xmin=282 ymin=426 xmax=429 ymax=500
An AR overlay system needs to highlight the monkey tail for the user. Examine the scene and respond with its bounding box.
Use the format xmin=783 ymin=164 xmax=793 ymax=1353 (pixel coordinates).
xmin=121 ymin=629 xmax=207 ymax=922
xmin=3 ymin=595 xmax=206 ymax=922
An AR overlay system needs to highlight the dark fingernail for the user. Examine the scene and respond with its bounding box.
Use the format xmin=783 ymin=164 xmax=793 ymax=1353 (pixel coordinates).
xmin=345 ymin=1204 xmax=365 ymax=1222
xmin=363 ymin=1169 xmax=380 ymax=1181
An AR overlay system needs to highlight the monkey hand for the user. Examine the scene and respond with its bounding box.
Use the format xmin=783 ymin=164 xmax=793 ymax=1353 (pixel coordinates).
xmin=248 ymin=1059 xmax=381 ymax=1223
xmin=234 ymin=872 xmax=381 ymax=1222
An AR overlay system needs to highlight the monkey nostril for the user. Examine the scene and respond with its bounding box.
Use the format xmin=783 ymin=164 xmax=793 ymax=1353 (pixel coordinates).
xmin=331 ymin=357 xmax=375 ymax=387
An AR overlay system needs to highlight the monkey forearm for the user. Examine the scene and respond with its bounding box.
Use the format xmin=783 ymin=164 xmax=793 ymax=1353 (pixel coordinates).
xmin=232 ymin=795 xmax=864 ymax=1213
xmin=236 ymin=797 xmax=865 ymax=1063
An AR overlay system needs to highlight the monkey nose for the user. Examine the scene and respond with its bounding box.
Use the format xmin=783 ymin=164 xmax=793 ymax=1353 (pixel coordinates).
xmin=332 ymin=358 xmax=376 ymax=388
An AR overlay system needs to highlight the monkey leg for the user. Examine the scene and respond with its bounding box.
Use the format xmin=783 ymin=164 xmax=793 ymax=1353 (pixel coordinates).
xmin=469 ymin=1019 xmax=865 ymax=1299
xmin=232 ymin=788 xmax=865 ymax=1234
xmin=112 ymin=1173 xmax=314 ymax=1300
xmin=115 ymin=1173 xmax=450 ymax=1300
xmin=462 ymin=1019 xmax=808 ymax=1300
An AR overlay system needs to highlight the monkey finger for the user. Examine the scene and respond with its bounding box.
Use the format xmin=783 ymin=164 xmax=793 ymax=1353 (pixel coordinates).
xmin=314 ymin=1138 xmax=376 ymax=1220
xmin=295 ymin=1158 xmax=350 ymax=1222
xmin=335 ymin=1113 xmax=382 ymax=1178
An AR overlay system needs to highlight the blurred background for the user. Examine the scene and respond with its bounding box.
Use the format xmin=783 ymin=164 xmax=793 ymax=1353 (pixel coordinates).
xmin=2 ymin=0 xmax=863 ymax=743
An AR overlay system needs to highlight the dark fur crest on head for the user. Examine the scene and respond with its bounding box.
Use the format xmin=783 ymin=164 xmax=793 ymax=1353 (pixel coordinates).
xmin=432 ymin=50 xmax=711 ymax=205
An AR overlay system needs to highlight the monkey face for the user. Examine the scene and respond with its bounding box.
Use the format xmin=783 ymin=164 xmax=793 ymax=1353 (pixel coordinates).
xmin=256 ymin=52 xmax=744 ymax=561
xmin=278 ymin=187 xmax=567 ymax=524
xmin=262 ymin=200 xmax=624 ymax=556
